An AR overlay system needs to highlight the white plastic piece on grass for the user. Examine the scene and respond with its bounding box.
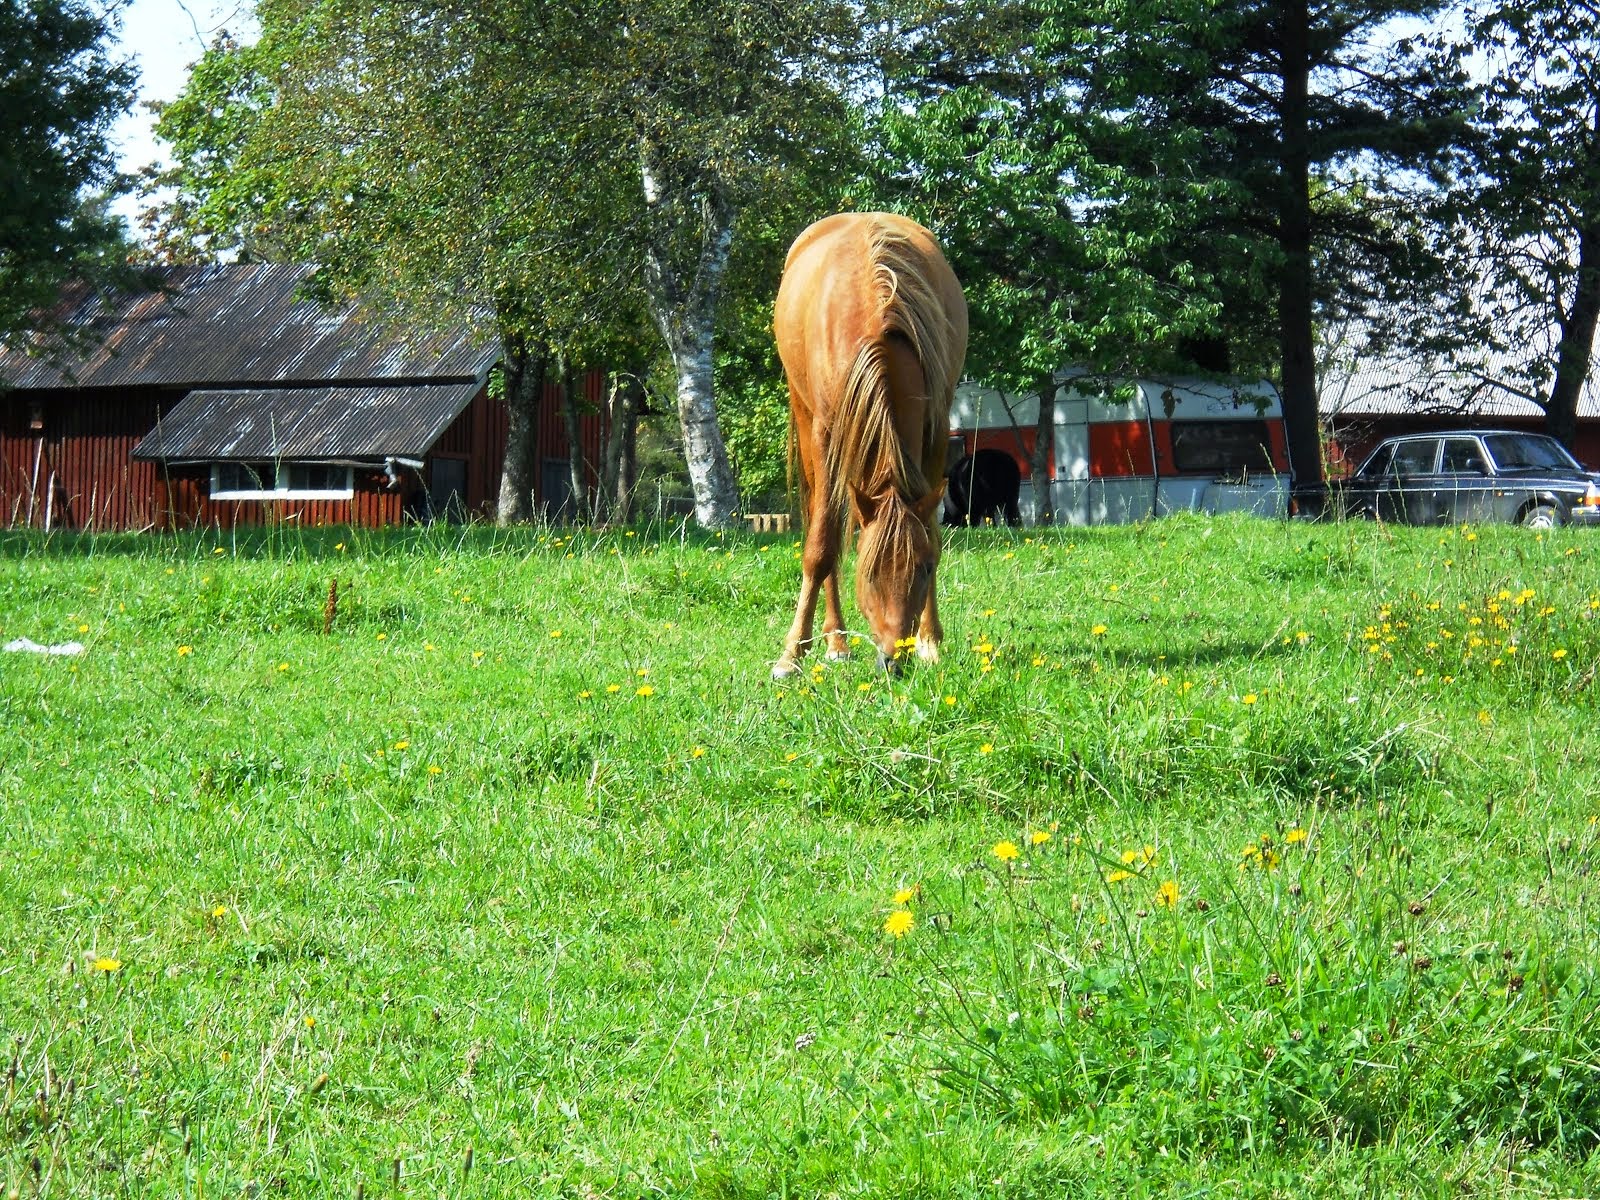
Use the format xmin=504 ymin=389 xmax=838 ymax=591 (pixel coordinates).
xmin=3 ymin=638 xmax=85 ymax=657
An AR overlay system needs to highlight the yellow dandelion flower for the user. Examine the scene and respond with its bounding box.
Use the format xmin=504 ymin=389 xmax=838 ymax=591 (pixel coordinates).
xmin=472 ymin=650 xmax=485 ymax=661
xmin=785 ymin=751 xmax=799 ymax=762
xmin=883 ymin=910 xmax=915 ymax=938
xmin=635 ymin=667 xmax=649 ymax=677
xmin=1091 ymin=624 xmax=1107 ymax=636
xmin=691 ymin=746 xmax=707 ymax=759
xmin=892 ymin=887 xmax=917 ymax=904
xmin=992 ymin=840 xmax=1021 ymax=862
xmin=393 ymin=740 xmax=409 ymax=751
xmin=1106 ymin=869 xmax=1133 ymax=884
xmin=857 ymin=682 xmax=873 ymax=694
xmin=979 ymin=742 xmax=994 ymax=755
xmin=636 ymin=685 xmax=655 ymax=697
xmin=211 ymin=904 xmax=228 ymax=919
xmin=427 ymin=765 xmax=443 ymax=775
xmin=304 ymin=1016 xmax=316 ymax=1028
xmin=1154 ymin=880 xmax=1180 ymax=908
xmin=1242 ymin=693 xmax=1258 ymax=705
xmin=1284 ymin=828 xmax=1308 ymax=844
xmin=177 ymin=645 xmax=192 ymax=657
xmin=1121 ymin=848 xmax=1141 ymax=864
xmin=578 ymin=689 xmax=593 ymax=699
xmin=277 ymin=662 xmax=290 ymax=672
xmin=943 ymin=694 xmax=956 ymax=706
xmin=1030 ymin=830 xmax=1051 ymax=846
xmin=1553 ymin=648 xmax=1568 ymax=660
xmin=549 ymin=629 xmax=562 ymax=639
xmin=92 ymin=957 xmax=121 ymax=973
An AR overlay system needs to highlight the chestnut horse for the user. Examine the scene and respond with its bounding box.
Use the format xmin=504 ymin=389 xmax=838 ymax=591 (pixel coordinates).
xmin=772 ymin=212 xmax=969 ymax=677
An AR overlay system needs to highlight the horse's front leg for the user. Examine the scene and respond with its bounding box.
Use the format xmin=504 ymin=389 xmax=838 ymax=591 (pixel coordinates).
xmin=916 ymin=570 xmax=943 ymax=664
xmin=775 ymin=509 xmax=840 ymax=679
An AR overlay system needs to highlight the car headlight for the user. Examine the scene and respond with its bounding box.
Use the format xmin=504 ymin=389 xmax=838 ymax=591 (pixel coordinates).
xmin=1585 ymin=482 xmax=1600 ymax=507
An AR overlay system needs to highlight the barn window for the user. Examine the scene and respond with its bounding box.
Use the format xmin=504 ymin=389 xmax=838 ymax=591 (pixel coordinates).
xmin=1170 ymin=420 xmax=1274 ymax=475
xmin=211 ymin=462 xmax=354 ymax=500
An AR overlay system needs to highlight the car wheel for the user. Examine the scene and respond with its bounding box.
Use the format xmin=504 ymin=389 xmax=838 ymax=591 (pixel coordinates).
xmin=1521 ymin=503 xmax=1561 ymax=529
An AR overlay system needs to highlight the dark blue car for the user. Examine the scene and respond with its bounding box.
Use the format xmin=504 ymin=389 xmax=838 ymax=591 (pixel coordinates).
xmin=1335 ymin=430 xmax=1600 ymax=528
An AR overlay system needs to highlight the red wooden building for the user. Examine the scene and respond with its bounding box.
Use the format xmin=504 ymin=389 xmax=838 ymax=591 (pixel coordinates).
xmin=0 ymin=265 xmax=605 ymax=531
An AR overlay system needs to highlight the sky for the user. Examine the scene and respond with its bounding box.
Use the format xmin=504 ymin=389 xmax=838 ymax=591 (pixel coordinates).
xmin=108 ymin=0 xmax=256 ymax=230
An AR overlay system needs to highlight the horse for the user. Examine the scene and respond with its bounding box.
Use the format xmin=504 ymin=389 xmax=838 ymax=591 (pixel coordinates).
xmin=944 ymin=447 xmax=1023 ymax=527
xmin=771 ymin=212 xmax=969 ymax=678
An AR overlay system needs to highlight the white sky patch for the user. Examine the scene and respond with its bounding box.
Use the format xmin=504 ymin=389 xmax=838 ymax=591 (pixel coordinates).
xmin=108 ymin=0 xmax=256 ymax=233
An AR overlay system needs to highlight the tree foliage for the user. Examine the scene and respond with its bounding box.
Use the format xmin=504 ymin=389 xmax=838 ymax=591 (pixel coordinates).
xmin=0 ymin=0 xmax=140 ymax=358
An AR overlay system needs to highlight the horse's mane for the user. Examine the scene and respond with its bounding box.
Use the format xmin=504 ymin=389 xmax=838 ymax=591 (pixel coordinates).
xmin=824 ymin=218 xmax=958 ymax=525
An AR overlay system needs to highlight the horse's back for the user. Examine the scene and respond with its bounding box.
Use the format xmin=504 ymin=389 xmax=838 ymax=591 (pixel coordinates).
xmin=775 ymin=212 xmax=967 ymax=404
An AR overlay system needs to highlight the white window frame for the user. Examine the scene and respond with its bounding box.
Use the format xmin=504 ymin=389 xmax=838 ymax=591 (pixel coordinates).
xmin=210 ymin=462 xmax=355 ymax=501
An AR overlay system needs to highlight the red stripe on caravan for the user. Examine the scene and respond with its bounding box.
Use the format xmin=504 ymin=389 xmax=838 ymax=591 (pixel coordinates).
xmin=1088 ymin=421 xmax=1155 ymax=477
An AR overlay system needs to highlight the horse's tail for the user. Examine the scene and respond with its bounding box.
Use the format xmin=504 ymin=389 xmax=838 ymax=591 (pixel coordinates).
xmin=824 ymin=221 xmax=958 ymax=522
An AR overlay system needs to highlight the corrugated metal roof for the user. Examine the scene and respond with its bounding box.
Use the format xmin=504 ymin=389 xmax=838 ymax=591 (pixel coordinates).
xmin=131 ymin=383 xmax=483 ymax=461
xmin=0 ymin=264 xmax=495 ymax=389
xmin=1321 ymin=349 xmax=1599 ymax=421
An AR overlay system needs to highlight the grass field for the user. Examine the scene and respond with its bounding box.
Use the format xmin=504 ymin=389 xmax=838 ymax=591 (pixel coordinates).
xmin=2 ymin=515 xmax=1598 ymax=1198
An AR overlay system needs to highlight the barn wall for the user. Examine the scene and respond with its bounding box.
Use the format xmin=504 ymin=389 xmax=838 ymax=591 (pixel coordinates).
xmin=153 ymin=467 xmax=404 ymax=530
xmin=433 ymin=371 xmax=608 ymax=520
xmin=1 ymin=387 xmax=180 ymax=531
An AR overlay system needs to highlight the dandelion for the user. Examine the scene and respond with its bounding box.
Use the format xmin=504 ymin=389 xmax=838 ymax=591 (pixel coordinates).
xmin=1091 ymin=624 xmax=1107 ymax=636
xmin=691 ymin=746 xmax=707 ymax=759
xmin=213 ymin=547 xmax=225 ymax=555
xmin=1106 ymin=869 xmax=1133 ymax=884
xmin=857 ymin=682 xmax=873 ymax=694
xmin=1155 ymin=880 xmax=1180 ymax=908
xmin=92 ymin=956 xmax=122 ymax=972
xmin=393 ymin=740 xmax=409 ymax=751
xmin=943 ymin=695 xmax=956 ymax=706
xmin=636 ymin=685 xmax=655 ymax=697
xmin=277 ymin=662 xmax=290 ymax=672
xmin=304 ymin=1016 xmax=316 ymax=1029
xmin=883 ymin=910 xmax=915 ymax=938
xmin=549 ymin=630 xmax=562 ymax=639
xmin=578 ymin=689 xmax=593 ymax=699
xmin=211 ymin=904 xmax=228 ymax=919
xmin=785 ymin=751 xmax=799 ymax=762
xmin=177 ymin=645 xmax=193 ymax=657
xmin=472 ymin=650 xmax=485 ymax=661
xmin=992 ymin=840 xmax=1021 ymax=862
xmin=892 ymin=887 xmax=917 ymax=904
xmin=979 ymin=742 xmax=994 ymax=755
xmin=427 ymin=765 xmax=443 ymax=775
xmin=1030 ymin=830 xmax=1051 ymax=846
xmin=1284 ymin=828 xmax=1308 ymax=845
xmin=1553 ymin=648 xmax=1569 ymax=660
xmin=1242 ymin=693 xmax=1258 ymax=705
xmin=636 ymin=668 xmax=649 ymax=677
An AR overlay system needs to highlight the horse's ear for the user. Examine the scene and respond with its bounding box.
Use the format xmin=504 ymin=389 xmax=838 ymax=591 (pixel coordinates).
xmin=914 ymin=483 xmax=946 ymax=524
xmin=849 ymin=483 xmax=879 ymax=526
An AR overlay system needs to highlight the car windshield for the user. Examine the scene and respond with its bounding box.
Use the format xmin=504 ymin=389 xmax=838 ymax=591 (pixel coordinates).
xmin=1482 ymin=433 xmax=1580 ymax=471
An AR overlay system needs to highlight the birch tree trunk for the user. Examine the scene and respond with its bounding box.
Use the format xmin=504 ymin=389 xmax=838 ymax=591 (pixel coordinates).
xmin=496 ymin=334 xmax=545 ymax=525
xmin=639 ymin=149 xmax=741 ymax=529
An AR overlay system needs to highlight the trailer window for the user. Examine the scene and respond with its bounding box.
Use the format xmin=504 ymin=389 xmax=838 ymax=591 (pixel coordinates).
xmin=211 ymin=462 xmax=354 ymax=500
xmin=1170 ymin=421 xmax=1274 ymax=475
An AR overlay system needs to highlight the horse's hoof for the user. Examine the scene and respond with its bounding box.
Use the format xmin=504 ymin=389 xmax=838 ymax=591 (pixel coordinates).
xmin=825 ymin=648 xmax=850 ymax=662
xmin=772 ymin=659 xmax=799 ymax=680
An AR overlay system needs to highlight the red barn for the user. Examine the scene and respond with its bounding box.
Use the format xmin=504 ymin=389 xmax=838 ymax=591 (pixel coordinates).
xmin=0 ymin=265 xmax=606 ymax=530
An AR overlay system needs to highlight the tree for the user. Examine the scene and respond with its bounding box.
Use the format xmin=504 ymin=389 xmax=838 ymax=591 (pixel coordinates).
xmin=870 ymin=0 xmax=1471 ymax=500
xmin=1446 ymin=0 xmax=1600 ymax=447
xmin=0 ymin=0 xmax=140 ymax=357
xmin=151 ymin=0 xmax=857 ymax=528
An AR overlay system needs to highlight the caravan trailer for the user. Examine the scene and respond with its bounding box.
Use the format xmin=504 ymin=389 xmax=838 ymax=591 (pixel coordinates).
xmin=948 ymin=374 xmax=1291 ymax=525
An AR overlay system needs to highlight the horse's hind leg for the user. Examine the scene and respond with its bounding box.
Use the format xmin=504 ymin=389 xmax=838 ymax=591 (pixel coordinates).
xmin=821 ymin=570 xmax=849 ymax=660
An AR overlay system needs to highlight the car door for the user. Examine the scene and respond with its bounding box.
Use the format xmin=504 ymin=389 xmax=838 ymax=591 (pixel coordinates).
xmin=1438 ymin=437 xmax=1495 ymax=523
xmin=1387 ymin=438 xmax=1442 ymax=524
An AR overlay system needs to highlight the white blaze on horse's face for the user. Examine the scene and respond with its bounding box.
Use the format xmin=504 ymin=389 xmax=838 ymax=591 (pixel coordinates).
xmin=850 ymin=485 xmax=942 ymax=669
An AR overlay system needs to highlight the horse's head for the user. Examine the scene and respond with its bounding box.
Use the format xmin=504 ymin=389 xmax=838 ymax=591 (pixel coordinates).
xmin=850 ymin=483 xmax=944 ymax=671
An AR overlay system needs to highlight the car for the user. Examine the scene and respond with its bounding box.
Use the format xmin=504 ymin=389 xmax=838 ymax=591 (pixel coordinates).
xmin=1331 ymin=430 xmax=1600 ymax=528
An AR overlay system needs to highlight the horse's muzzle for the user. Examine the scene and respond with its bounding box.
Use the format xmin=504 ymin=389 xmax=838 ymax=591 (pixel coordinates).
xmin=877 ymin=649 xmax=903 ymax=677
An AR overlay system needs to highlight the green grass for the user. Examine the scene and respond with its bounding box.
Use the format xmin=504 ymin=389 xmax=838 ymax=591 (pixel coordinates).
xmin=1 ymin=515 xmax=1597 ymax=1197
